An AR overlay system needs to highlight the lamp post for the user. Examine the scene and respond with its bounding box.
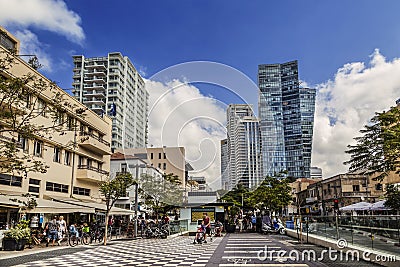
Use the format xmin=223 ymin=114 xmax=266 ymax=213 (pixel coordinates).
xmin=134 ymin=163 xmax=146 ymax=238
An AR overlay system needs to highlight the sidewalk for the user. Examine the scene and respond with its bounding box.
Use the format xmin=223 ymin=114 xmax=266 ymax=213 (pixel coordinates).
xmin=0 ymin=235 xmax=136 ymax=260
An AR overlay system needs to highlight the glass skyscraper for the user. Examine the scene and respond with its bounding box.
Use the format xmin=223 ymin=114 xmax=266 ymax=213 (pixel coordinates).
xmin=258 ymin=60 xmax=315 ymax=178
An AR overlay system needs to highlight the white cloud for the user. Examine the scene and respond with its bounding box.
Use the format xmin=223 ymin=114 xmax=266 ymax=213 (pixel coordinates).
xmin=312 ymin=49 xmax=400 ymax=178
xmin=146 ymin=79 xmax=227 ymax=189
xmin=14 ymin=30 xmax=53 ymax=72
xmin=0 ymin=0 xmax=84 ymax=44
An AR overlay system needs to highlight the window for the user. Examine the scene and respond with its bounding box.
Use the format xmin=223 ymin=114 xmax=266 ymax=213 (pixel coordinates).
xmin=0 ymin=174 xmax=22 ymax=187
xmin=163 ymin=153 xmax=166 ymax=159
xmin=18 ymin=134 xmax=29 ymax=152
xmin=67 ymin=116 xmax=74 ymax=131
xmin=150 ymin=153 xmax=153 ymax=159
xmin=27 ymin=179 xmax=41 ymax=191
xmin=158 ymin=163 xmax=161 ymax=169
xmin=375 ymin=183 xmax=383 ymax=191
xmin=46 ymin=182 xmax=68 ymax=193
xmin=53 ymin=147 xmax=61 ymax=163
xmin=73 ymin=186 xmax=90 ymax=196
xmin=159 ymin=153 xmax=161 ymax=159
xmin=163 ymin=163 xmax=166 ymax=170
xmin=37 ymin=98 xmax=46 ymax=115
xmin=33 ymin=140 xmax=43 ymax=157
xmin=352 ymin=185 xmax=360 ymax=192
xmin=121 ymin=163 xmax=127 ymax=173
xmin=64 ymin=151 xmax=71 ymax=166
xmin=56 ymin=111 xmax=64 ymax=125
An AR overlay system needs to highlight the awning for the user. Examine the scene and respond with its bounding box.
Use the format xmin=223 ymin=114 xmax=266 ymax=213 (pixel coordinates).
xmin=26 ymin=198 xmax=95 ymax=214
xmin=0 ymin=195 xmax=95 ymax=214
xmin=0 ymin=195 xmax=21 ymax=208
xmin=53 ymin=198 xmax=135 ymax=215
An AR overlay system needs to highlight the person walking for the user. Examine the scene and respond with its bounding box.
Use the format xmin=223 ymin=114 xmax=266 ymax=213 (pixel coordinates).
xmin=57 ymin=215 xmax=66 ymax=245
xmin=46 ymin=216 xmax=59 ymax=247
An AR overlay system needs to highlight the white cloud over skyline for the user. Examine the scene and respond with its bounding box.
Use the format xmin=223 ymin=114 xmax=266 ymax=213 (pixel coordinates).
xmin=146 ymin=50 xmax=400 ymax=187
xmin=14 ymin=30 xmax=53 ymax=72
xmin=312 ymin=49 xmax=400 ymax=178
xmin=146 ymin=79 xmax=227 ymax=189
xmin=0 ymin=0 xmax=84 ymax=44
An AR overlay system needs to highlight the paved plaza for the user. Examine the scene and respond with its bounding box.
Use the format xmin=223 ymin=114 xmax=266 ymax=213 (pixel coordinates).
xmin=0 ymin=233 xmax=382 ymax=266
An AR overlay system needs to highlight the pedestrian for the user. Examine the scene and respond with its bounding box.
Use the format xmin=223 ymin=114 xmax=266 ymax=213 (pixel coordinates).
xmin=46 ymin=216 xmax=59 ymax=247
xmin=202 ymin=213 xmax=211 ymax=243
xmin=57 ymin=215 xmax=66 ymax=245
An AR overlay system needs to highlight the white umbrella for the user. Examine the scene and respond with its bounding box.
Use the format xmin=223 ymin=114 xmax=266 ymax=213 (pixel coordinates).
xmin=339 ymin=202 xmax=371 ymax=211
xmin=369 ymin=200 xmax=391 ymax=211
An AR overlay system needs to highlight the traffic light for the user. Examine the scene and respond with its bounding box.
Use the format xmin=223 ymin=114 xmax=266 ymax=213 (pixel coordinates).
xmin=333 ymin=199 xmax=339 ymax=210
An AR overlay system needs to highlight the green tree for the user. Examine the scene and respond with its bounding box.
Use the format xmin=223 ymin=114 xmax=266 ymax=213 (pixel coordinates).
xmin=384 ymin=184 xmax=400 ymax=211
xmin=247 ymin=176 xmax=292 ymax=213
xmin=345 ymin=106 xmax=400 ymax=181
xmin=221 ymin=183 xmax=251 ymax=208
xmin=0 ymin=50 xmax=85 ymax=178
xmin=99 ymin=172 xmax=135 ymax=245
xmin=140 ymin=173 xmax=183 ymax=219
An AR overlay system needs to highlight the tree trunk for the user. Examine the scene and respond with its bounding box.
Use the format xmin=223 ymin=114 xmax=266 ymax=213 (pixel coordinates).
xmin=104 ymin=211 xmax=109 ymax=246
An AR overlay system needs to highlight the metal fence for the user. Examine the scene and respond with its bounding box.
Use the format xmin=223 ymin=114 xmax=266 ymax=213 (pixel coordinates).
xmin=283 ymin=215 xmax=400 ymax=257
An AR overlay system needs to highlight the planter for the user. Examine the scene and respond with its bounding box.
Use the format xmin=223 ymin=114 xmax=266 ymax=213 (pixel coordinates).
xmin=16 ymin=238 xmax=28 ymax=251
xmin=226 ymin=224 xmax=236 ymax=233
xmin=2 ymin=238 xmax=17 ymax=251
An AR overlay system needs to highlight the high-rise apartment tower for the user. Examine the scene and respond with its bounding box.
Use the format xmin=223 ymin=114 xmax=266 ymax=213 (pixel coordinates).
xmin=72 ymin=53 xmax=148 ymax=150
xmin=225 ymin=104 xmax=263 ymax=190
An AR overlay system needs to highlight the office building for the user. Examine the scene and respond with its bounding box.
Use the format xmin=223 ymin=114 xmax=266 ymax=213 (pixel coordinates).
xmin=225 ymin=104 xmax=263 ymax=190
xmin=72 ymin=53 xmax=148 ymax=150
xmin=258 ymin=60 xmax=316 ymax=178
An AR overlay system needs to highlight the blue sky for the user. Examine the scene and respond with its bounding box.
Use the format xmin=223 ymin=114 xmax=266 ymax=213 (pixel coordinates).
xmin=7 ymin=0 xmax=400 ymax=93
xmin=1 ymin=0 xmax=400 ymax=181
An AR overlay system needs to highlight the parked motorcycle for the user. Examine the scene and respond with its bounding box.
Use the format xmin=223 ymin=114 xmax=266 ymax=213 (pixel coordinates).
xmin=261 ymin=220 xmax=286 ymax=235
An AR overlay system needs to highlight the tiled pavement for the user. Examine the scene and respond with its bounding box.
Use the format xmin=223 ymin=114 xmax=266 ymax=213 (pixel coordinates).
xmin=1 ymin=233 xmax=382 ymax=266
xmin=9 ymin=236 xmax=222 ymax=267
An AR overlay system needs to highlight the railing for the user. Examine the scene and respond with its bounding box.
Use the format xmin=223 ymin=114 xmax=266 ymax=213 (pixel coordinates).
xmin=284 ymin=215 xmax=400 ymax=257
xmin=79 ymin=131 xmax=110 ymax=147
xmin=77 ymin=164 xmax=109 ymax=175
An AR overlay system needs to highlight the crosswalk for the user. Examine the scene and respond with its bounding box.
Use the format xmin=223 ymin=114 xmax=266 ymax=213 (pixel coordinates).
xmin=217 ymin=233 xmax=312 ymax=267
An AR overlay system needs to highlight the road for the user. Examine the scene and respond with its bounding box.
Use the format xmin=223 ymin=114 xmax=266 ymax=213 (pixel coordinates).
xmin=0 ymin=233 xmax=382 ymax=266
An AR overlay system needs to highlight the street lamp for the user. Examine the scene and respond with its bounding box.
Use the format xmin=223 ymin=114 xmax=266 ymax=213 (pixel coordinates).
xmin=133 ymin=164 xmax=146 ymax=238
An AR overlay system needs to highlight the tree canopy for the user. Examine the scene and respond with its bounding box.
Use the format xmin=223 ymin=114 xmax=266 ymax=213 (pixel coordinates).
xmin=99 ymin=172 xmax=135 ymax=245
xmin=345 ymin=106 xmax=400 ymax=181
xmin=0 ymin=50 xmax=85 ymax=178
xmin=384 ymin=184 xmax=400 ymax=211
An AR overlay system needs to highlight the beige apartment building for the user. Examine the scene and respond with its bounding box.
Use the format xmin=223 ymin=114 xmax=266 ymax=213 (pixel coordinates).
xmin=0 ymin=27 xmax=112 ymax=215
xmin=122 ymin=147 xmax=193 ymax=186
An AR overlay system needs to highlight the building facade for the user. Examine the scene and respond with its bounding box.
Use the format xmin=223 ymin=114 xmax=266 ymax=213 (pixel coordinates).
xmin=121 ymin=147 xmax=192 ymax=186
xmin=258 ymin=60 xmax=316 ymax=178
xmin=72 ymin=53 xmax=148 ymax=150
xmin=220 ymin=139 xmax=229 ymax=190
xmin=225 ymin=104 xmax=262 ymax=190
xmin=110 ymin=152 xmax=163 ymax=211
xmin=0 ymin=28 xmax=112 ymax=205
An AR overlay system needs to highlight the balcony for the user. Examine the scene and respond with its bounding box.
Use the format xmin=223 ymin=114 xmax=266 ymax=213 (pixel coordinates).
xmin=83 ymin=98 xmax=106 ymax=106
xmin=84 ymin=76 xmax=106 ymax=83
xmin=85 ymin=70 xmax=106 ymax=76
xmin=78 ymin=132 xmax=111 ymax=155
xmin=76 ymin=165 xmax=109 ymax=182
xmin=306 ymin=197 xmax=318 ymax=203
xmin=84 ymin=84 xmax=106 ymax=90
xmin=86 ymin=63 xmax=106 ymax=69
xmin=84 ymin=91 xmax=106 ymax=98
xmin=342 ymin=191 xmax=371 ymax=197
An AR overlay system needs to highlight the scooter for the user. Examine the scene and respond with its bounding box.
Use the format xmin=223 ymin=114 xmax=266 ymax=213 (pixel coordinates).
xmin=261 ymin=220 xmax=286 ymax=235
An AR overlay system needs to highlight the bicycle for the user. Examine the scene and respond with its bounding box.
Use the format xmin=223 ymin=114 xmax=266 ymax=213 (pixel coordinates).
xmin=68 ymin=231 xmax=90 ymax=247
